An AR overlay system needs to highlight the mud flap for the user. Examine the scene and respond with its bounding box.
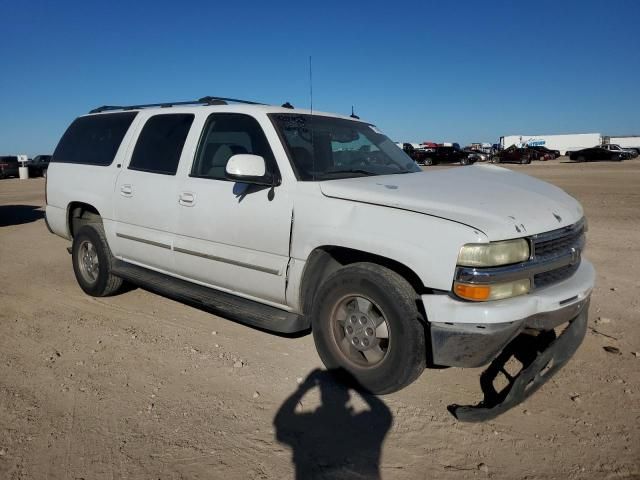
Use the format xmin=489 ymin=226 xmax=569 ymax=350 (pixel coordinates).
xmin=448 ymin=301 xmax=589 ymax=422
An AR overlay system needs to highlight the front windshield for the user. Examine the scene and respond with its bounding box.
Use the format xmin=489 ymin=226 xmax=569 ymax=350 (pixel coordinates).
xmin=269 ymin=113 xmax=420 ymax=180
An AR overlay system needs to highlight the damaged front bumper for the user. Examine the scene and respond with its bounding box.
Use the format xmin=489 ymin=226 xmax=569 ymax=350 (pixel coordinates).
xmin=429 ymin=296 xmax=589 ymax=368
xmin=447 ymin=298 xmax=589 ymax=421
xmin=422 ymin=259 xmax=594 ymax=421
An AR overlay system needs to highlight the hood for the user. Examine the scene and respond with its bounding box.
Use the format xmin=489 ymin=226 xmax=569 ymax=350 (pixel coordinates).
xmin=319 ymin=165 xmax=583 ymax=240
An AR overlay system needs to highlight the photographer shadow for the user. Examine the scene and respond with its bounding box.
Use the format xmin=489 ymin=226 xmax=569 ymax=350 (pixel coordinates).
xmin=274 ymin=369 xmax=392 ymax=480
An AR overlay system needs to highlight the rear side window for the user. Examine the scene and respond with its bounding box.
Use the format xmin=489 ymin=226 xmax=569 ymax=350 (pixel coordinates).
xmin=52 ymin=112 xmax=137 ymax=166
xmin=129 ymin=114 xmax=194 ymax=175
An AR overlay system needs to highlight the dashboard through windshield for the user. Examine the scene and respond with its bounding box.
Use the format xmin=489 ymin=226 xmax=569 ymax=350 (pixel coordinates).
xmin=269 ymin=113 xmax=420 ymax=181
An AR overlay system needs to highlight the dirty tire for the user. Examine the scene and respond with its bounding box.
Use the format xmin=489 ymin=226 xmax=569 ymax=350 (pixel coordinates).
xmin=72 ymin=224 xmax=123 ymax=297
xmin=311 ymin=263 xmax=426 ymax=394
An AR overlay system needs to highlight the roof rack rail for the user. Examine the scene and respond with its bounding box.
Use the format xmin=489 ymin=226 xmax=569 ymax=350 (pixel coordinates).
xmin=89 ymin=96 xmax=264 ymax=114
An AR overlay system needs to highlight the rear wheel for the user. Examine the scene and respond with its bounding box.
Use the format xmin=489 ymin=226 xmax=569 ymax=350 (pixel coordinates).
xmin=460 ymin=157 xmax=470 ymax=165
xmin=423 ymin=157 xmax=434 ymax=166
xmin=577 ymin=155 xmax=586 ymax=162
xmin=311 ymin=263 xmax=426 ymax=394
xmin=72 ymin=224 xmax=123 ymax=297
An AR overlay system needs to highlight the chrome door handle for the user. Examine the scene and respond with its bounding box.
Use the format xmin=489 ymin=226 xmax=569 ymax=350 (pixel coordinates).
xmin=120 ymin=184 xmax=133 ymax=196
xmin=179 ymin=192 xmax=196 ymax=206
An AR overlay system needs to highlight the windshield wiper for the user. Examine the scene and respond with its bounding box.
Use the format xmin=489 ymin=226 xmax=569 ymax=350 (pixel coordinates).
xmin=323 ymin=169 xmax=378 ymax=177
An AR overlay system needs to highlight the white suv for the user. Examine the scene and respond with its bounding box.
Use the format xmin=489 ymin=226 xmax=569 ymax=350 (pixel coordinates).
xmin=45 ymin=97 xmax=595 ymax=420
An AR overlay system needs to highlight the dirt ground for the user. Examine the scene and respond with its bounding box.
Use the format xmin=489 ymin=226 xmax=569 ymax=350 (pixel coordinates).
xmin=1 ymin=158 xmax=639 ymax=480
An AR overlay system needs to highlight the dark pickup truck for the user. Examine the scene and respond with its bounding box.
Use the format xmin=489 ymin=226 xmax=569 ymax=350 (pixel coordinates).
xmin=0 ymin=156 xmax=20 ymax=179
xmin=422 ymin=146 xmax=473 ymax=166
xmin=28 ymin=155 xmax=52 ymax=177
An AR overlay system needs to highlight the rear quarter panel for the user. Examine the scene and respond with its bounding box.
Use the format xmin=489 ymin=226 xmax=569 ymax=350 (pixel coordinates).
xmin=45 ymin=114 xmax=142 ymax=241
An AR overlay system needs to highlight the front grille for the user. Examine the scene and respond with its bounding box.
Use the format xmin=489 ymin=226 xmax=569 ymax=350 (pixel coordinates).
xmin=532 ymin=219 xmax=585 ymax=288
xmin=534 ymin=263 xmax=579 ymax=289
xmin=534 ymin=224 xmax=584 ymax=259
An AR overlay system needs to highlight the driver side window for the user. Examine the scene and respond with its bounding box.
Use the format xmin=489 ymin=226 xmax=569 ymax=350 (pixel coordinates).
xmin=191 ymin=113 xmax=278 ymax=180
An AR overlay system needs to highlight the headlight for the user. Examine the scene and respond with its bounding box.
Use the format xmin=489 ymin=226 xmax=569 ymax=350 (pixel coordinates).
xmin=454 ymin=278 xmax=531 ymax=302
xmin=457 ymin=239 xmax=530 ymax=267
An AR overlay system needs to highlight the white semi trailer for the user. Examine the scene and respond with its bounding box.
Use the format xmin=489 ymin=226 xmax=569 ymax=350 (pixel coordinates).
xmin=500 ymin=133 xmax=601 ymax=155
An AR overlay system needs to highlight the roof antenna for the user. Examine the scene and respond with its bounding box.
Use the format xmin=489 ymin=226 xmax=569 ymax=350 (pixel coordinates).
xmin=309 ymin=55 xmax=316 ymax=180
xmin=350 ymin=106 xmax=360 ymax=119
xmin=309 ymin=55 xmax=313 ymax=115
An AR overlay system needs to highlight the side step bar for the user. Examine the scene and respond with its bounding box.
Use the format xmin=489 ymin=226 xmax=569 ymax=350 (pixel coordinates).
xmin=111 ymin=260 xmax=309 ymax=334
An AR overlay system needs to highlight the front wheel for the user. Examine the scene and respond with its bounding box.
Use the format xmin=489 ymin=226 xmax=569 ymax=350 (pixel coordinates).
xmin=423 ymin=157 xmax=434 ymax=166
xmin=72 ymin=224 xmax=124 ymax=297
xmin=311 ymin=263 xmax=426 ymax=394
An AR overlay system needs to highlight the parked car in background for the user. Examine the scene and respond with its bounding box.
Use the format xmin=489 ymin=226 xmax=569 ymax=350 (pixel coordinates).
xmin=528 ymin=146 xmax=560 ymax=160
xmin=0 ymin=156 xmax=20 ymax=178
xmin=599 ymin=144 xmax=638 ymax=158
xmin=463 ymin=148 xmax=490 ymax=163
xmin=28 ymin=155 xmax=52 ymax=177
xmin=491 ymin=146 xmax=531 ymax=164
xmin=569 ymin=146 xmax=627 ymax=162
xmin=422 ymin=145 xmax=473 ymax=166
xmin=402 ymin=143 xmax=429 ymax=164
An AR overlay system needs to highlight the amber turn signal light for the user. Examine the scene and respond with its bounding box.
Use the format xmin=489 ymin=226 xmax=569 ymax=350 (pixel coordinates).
xmin=454 ymin=283 xmax=491 ymax=301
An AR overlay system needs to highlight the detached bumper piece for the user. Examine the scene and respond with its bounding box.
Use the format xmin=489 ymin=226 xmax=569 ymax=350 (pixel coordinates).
xmin=448 ymin=300 xmax=589 ymax=422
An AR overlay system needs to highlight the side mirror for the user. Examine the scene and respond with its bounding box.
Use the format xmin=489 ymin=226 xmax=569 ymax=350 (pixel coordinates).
xmin=225 ymin=154 xmax=274 ymax=186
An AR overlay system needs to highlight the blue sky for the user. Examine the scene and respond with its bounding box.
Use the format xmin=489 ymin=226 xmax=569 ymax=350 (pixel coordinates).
xmin=1 ymin=0 xmax=639 ymax=155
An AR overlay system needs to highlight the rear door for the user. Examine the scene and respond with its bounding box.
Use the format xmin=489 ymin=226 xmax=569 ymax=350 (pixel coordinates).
xmin=112 ymin=113 xmax=194 ymax=272
xmin=174 ymin=112 xmax=293 ymax=305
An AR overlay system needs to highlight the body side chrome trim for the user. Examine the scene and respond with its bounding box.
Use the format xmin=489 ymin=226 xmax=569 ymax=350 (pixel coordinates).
xmin=116 ymin=232 xmax=172 ymax=250
xmin=173 ymin=246 xmax=281 ymax=276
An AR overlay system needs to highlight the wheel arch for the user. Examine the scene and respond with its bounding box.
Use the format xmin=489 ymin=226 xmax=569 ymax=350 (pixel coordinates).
xmin=67 ymin=202 xmax=103 ymax=239
xmin=299 ymin=245 xmax=428 ymax=316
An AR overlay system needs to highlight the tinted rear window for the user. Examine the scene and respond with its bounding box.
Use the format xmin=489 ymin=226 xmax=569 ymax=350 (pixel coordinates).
xmin=52 ymin=112 xmax=137 ymax=166
xmin=128 ymin=114 xmax=194 ymax=175
xmin=0 ymin=156 xmax=18 ymax=165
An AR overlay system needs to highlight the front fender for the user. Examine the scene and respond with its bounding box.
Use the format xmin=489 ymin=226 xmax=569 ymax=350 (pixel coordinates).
xmin=291 ymin=195 xmax=486 ymax=292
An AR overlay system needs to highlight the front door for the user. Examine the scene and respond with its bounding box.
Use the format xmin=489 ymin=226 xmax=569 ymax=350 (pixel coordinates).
xmin=174 ymin=113 xmax=293 ymax=306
